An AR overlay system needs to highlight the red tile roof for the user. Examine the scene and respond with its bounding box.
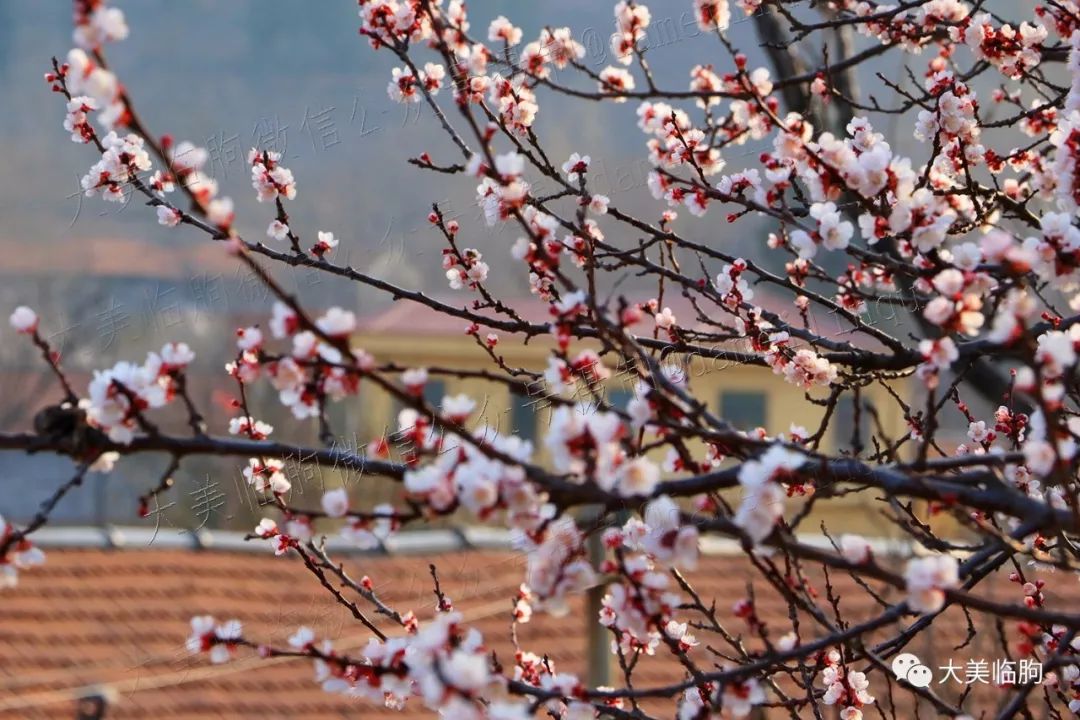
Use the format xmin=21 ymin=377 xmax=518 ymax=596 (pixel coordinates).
xmin=0 ymin=237 xmax=242 ymax=280
xmin=0 ymin=539 xmax=1070 ymax=718
xmin=355 ymin=291 xmax=884 ymax=351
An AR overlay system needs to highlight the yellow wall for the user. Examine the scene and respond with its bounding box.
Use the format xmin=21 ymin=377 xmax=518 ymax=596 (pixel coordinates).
xmin=344 ymin=330 xmax=911 ymax=538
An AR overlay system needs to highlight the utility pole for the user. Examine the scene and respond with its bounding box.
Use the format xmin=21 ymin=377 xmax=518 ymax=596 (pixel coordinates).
xmin=585 ymin=520 xmax=612 ymax=689
xmin=584 ymin=505 xmax=628 ymax=691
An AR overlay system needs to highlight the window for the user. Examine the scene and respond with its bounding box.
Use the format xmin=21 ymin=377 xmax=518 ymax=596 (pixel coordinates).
xmin=607 ymin=387 xmax=633 ymax=413
xmin=325 ymin=399 xmax=351 ymax=441
xmin=720 ymin=390 xmax=767 ymax=430
xmin=510 ymin=388 xmax=539 ymax=441
xmin=422 ymin=379 xmax=446 ymax=408
xmin=833 ymin=395 xmax=872 ymax=450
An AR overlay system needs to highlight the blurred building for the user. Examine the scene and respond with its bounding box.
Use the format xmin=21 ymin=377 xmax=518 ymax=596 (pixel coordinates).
xmin=352 ymin=294 xmax=911 ymax=538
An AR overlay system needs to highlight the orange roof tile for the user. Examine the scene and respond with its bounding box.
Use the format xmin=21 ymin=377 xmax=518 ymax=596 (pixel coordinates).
xmin=0 ymin=538 xmax=1069 ymax=718
xmin=358 ymin=293 xmax=800 ymax=336
xmin=355 ymin=291 xmax=879 ymax=350
xmin=0 ymin=237 xmax=241 ymax=280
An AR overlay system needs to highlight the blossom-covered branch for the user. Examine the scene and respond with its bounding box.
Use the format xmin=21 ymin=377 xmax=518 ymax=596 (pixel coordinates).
xmin=7 ymin=0 xmax=1080 ymax=717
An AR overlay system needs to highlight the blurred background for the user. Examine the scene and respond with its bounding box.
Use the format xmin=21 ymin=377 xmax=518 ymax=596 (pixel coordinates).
xmin=0 ymin=0 xmax=972 ymax=531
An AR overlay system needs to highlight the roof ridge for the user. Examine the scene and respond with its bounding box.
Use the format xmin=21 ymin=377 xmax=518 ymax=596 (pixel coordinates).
xmin=29 ymin=525 xmax=911 ymax=557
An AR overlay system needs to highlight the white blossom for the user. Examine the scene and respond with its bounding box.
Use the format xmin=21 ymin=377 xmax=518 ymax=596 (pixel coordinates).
xmin=905 ymin=554 xmax=959 ymax=613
